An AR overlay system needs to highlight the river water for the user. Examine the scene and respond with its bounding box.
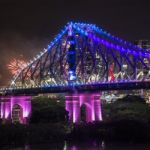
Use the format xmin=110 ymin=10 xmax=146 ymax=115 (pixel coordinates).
xmin=2 ymin=141 xmax=150 ymax=150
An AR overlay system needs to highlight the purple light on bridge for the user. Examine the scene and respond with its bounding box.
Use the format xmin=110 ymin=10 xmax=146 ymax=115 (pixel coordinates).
xmin=11 ymin=96 xmax=31 ymax=118
xmin=0 ymin=102 xmax=4 ymax=118
xmin=94 ymin=100 xmax=102 ymax=121
xmin=86 ymin=32 xmax=150 ymax=59
xmin=5 ymin=103 xmax=11 ymax=119
xmin=65 ymin=93 xmax=102 ymax=123
xmin=73 ymin=101 xmax=79 ymax=123
xmin=0 ymin=96 xmax=31 ymax=124
xmin=91 ymin=100 xmax=95 ymax=121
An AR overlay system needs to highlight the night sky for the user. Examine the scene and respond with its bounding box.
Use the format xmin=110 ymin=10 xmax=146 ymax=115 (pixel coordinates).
xmin=0 ymin=0 xmax=150 ymax=86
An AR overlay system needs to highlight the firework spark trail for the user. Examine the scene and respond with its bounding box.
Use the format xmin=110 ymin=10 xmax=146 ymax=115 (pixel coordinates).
xmin=7 ymin=59 xmax=27 ymax=76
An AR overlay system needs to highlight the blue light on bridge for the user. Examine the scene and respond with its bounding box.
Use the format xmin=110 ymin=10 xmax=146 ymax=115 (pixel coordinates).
xmin=6 ymin=21 xmax=150 ymax=90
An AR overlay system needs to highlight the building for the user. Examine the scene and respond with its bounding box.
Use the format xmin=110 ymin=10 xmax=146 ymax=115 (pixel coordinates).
xmin=135 ymin=40 xmax=150 ymax=104
xmin=134 ymin=39 xmax=150 ymax=49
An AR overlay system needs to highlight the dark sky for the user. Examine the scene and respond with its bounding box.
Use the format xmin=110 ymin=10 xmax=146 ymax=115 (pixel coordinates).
xmin=0 ymin=0 xmax=150 ymax=86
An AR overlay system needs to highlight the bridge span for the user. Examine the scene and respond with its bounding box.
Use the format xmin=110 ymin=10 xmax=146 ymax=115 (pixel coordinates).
xmin=0 ymin=22 xmax=150 ymax=124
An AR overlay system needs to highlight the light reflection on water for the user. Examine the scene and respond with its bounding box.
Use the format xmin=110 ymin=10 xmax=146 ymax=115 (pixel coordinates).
xmin=63 ymin=140 xmax=104 ymax=150
xmin=2 ymin=141 xmax=150 ymax=150
xmin=1 ymin=141 xmax=104 ymax=150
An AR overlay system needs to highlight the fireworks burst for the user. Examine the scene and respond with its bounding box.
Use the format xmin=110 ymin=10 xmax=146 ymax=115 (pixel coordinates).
xmin=7 ymin=59 xmax=27 ymax=76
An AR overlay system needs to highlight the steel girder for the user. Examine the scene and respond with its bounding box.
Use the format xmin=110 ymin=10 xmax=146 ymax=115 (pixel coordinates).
xmin=10 ymin=22 xmax=150 ymax=89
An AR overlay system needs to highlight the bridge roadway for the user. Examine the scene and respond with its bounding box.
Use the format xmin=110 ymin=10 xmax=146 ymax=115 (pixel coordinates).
xmin=1 ymin=81 xmax=150 ymax=96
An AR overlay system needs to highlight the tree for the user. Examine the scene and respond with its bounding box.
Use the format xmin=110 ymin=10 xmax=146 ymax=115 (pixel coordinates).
xmin=103 ymin=95 xmax=150 ymax=122
xmin=30 ymin=96 xmax=67 ymax=123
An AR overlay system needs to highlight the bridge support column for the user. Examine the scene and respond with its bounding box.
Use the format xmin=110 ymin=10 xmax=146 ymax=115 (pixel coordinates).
xmin=65 ymin=93 xmax=102 ymax=123
xmin=0 ymin=96 xmax=32 ymax=124
xmin=93 ymin=95 xmax=102 ymax=121
xmin=65 ymin=95 xmax=80 ymax=123
xmin=1 ymin=97 xmax=11 ymax=123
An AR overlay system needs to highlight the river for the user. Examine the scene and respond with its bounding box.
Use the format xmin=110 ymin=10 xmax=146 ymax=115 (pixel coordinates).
xmin=1 ymin=141 xmax=150 ymax=150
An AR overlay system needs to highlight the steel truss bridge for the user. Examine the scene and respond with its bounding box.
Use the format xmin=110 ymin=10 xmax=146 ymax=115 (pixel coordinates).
xmin=1 ymin=22 xmax=150 ymax=95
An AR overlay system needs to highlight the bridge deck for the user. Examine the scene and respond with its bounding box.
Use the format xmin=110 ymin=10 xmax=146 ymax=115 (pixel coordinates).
xmin=1 ymin=81 xmax=150 ymax=96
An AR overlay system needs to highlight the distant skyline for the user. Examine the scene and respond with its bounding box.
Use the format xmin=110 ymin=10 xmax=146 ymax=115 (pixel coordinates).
xmin=0 ymin=0 xmax=150 ymax=86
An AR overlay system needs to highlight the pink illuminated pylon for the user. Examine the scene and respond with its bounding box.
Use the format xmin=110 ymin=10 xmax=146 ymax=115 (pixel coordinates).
xmin=65 ymin=93 xmax=102 ymax=123
xmin=0 ymin=96 xmax=31 ymax=124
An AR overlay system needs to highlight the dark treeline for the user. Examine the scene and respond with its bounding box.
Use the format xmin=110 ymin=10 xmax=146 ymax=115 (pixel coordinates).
xmin=30 ymin=95 xmax=67 ymax=123
xmin=0 ymin=123 xmax=66 ymax=146
xmin=68 ymin=120 xmax=150 ymax=142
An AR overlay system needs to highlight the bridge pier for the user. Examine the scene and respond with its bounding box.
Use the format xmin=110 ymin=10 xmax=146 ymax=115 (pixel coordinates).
xmin=65 ymin=93 xmax=102 ymax=123
xmin=0 ymin=96 xmax=31 ymax=124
